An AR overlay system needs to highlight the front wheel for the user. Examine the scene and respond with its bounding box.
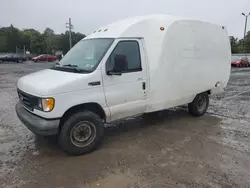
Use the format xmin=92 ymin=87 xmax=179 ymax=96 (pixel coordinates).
xmin=58 ymin=111 xmax=104 ymax=155
xmin=188 ymin=92 xmax=209 ymax=117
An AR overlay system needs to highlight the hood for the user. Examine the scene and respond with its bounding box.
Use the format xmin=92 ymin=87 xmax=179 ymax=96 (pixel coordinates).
xmin=17 ymin=69 xmax=99 ymax=96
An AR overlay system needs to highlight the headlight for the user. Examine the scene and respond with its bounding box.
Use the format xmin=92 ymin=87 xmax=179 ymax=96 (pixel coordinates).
xmin=38 ymin=98 xmax=55 ymax=112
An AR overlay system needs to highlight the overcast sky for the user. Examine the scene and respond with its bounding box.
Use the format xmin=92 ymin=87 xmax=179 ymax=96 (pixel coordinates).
xmin=1 ymin=0 xmax=250 ymax=38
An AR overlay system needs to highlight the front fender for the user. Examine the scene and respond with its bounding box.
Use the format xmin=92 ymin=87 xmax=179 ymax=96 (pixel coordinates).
xmin=33 ymin=87 xmax=110 ymax=120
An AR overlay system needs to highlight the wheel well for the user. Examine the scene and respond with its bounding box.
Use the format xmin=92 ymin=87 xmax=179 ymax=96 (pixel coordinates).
xmin=59 ymin=103 xmax=106 ymax=129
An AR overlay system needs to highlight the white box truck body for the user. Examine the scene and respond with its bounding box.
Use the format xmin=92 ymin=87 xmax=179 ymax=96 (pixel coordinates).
xmin=16 ymin=15 xmax=231 ymax=155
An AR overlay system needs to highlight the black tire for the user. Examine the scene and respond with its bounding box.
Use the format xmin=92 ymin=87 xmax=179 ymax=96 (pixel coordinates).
xmin=188 ymin=92 xmax=209 ymax=117
xmin=58 ymin=111 xmax=104 ymax=156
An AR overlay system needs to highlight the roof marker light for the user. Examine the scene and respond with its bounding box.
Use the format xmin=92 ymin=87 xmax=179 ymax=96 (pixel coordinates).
xmin=160 ymin=27 xmax=165 ymax=31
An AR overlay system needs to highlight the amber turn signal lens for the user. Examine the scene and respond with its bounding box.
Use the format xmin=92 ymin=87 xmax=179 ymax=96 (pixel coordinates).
xmin=42 ymin=98 xmax=55 ymax=112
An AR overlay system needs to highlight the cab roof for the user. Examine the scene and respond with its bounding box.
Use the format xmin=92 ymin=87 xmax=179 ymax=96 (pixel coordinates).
xmin=85 ymin=14 xmax=188 ymax=39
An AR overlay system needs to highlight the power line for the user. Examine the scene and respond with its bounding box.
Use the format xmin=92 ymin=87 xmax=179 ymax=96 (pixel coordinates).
xmin=66 ymin=18 xmax=73 ymax=49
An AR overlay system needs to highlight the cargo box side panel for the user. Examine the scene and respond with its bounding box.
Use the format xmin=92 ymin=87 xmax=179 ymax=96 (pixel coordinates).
xmin=147 ymin=20 xmax=231 ymax=112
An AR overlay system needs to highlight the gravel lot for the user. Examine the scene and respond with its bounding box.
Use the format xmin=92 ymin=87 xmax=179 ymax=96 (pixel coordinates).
xmin=1 ymin=62 xmax=250 ymax=188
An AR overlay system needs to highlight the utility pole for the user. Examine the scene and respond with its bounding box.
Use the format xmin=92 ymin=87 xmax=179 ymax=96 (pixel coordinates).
xmin=242 ymin=13 xmax=250 ymax=53
xmin=66 ymin=18 xmax=73 ymax=49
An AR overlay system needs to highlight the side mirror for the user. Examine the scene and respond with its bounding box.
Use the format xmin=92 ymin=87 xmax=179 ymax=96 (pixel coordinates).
xmin=107 ymin=54 xmax=128 ymax=76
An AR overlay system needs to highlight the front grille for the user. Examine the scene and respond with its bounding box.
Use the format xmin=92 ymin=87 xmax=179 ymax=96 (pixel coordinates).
xmin=18 ymin=89 xmax=39 ymax=111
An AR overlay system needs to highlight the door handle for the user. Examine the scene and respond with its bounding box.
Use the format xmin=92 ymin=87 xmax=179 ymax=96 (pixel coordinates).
xmin=142 ymin=82 xmax=146 ymax=90
xmin=88 ymin=81 xmax=101 ymax=86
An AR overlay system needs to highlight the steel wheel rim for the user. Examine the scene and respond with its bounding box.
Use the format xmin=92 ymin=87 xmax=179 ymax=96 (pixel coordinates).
xmin=197 ymin=96 xmax=207 ymax=112
xmin=70 ymin=121 xmax=96 ymax=147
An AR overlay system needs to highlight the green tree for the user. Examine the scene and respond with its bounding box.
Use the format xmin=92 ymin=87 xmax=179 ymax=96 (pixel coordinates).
xmin=243 ymin=31 xmax=250 ymax=53
xmin=23 ymin=29 xmax=45 ymax=54
xmin=43 ymin=28 xmax=55 ymax=54
xmin=230 ymin=36 xmax=240 ymax=54
xmin=0 ymin=29 xmax=8 ymax=52
xmin=72 ymin=32 xmax=86 ymax=46
xmin=43 ymin=27 xmax=54 ymax=36
xmin=0 ymin=25 xmax=86 ymax=55
xmin=0 ymin=25 xmax=22 ymax=53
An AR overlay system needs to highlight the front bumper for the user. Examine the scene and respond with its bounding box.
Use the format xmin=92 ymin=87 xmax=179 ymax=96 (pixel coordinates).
xmin=15 ymin=101 xmax=60 ymax=136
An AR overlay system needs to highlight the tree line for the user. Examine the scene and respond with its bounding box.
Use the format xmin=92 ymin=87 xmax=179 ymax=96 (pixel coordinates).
xmin=0 ymin=25 xmax=86 ymax=55
xmin=0 ymin=25 xmax=250 ymax=55
xmin=230 ymin=31 xmax=250 ymax=54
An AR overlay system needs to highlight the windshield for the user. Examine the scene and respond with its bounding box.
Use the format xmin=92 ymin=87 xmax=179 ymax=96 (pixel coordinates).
xmin=58 ymin=38 xmax=114 ymax=72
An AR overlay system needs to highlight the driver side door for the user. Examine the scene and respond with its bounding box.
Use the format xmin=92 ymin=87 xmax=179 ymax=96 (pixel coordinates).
xmin=102 ymin=39 xmax=148 ymax=121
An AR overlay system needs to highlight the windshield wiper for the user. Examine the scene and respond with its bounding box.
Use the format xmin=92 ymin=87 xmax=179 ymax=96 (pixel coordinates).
xmin=63 ymin=64 xmax=78 ymax=67
xmin=61 ymin=64 xmax=91 ymax=73
xmin=61 ymin=64 xmax=82 ymax=72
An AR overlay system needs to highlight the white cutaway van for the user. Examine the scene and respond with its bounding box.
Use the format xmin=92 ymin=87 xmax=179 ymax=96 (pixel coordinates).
xmin=16 ymin=15 xmax=231 ymax=155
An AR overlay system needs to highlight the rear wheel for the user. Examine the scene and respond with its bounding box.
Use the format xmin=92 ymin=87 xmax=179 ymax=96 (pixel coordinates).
xmin=58 ymin=111 xmax=104 ymax=155
xmin=188 ymin=92 xmax=209 ymax=117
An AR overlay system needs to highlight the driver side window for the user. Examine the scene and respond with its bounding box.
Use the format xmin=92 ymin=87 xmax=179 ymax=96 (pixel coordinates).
xmin=106 ymin=41 xmax=142 ymax=73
